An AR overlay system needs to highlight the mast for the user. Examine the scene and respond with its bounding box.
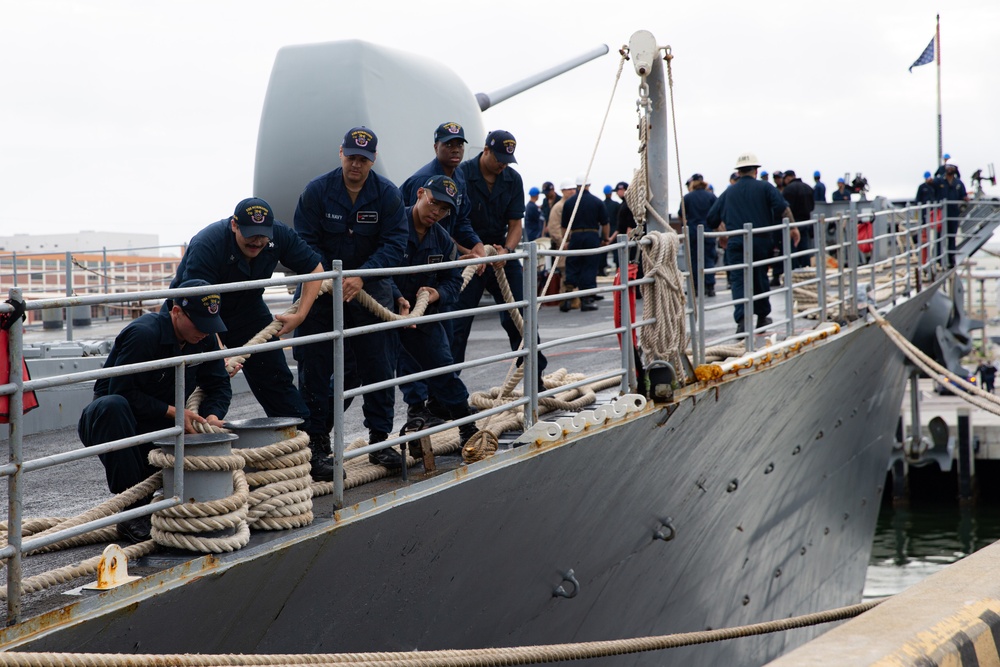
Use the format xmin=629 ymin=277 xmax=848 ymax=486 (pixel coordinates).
xmin=936 ymin=14 xmax=942 ymax=167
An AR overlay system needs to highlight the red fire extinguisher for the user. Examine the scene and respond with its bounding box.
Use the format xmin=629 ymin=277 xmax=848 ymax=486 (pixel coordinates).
xmin=1 ymin=299 xmax=40 ymax=423
xmin=613 ymin=263 xmax=639 ymax=348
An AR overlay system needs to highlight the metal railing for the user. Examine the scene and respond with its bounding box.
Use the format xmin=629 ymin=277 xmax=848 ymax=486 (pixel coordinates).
xmin=2 ymin=200 xmax=998 ymax=623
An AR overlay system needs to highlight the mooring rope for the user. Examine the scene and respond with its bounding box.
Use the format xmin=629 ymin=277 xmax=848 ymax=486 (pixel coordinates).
xmin=868 ymin=303 xmax=1000 ymax=415
xmin=0 ymin=598 xmax=883 ymax=666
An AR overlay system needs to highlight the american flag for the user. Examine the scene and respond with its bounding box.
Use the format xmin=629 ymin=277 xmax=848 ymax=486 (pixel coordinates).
xmin=909 ymin=36 xmax=935 ymax=72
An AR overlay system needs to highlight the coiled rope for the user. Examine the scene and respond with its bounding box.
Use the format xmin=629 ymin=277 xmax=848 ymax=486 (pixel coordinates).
xmin=0 ymin=598 xmax=882 ymax=666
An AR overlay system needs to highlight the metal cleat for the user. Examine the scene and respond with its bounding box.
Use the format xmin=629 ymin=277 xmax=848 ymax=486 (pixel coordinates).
xmin=83 ymin=544 xmax=140 ymax=591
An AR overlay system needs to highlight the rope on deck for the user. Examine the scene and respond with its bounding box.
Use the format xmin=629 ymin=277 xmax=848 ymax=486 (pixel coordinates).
xmin=0 ymin=598 xmax=884 ymax=666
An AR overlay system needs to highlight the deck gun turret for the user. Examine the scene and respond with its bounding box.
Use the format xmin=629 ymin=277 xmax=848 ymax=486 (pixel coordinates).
xmin=254 ymin=41 xmax=608 ymax=224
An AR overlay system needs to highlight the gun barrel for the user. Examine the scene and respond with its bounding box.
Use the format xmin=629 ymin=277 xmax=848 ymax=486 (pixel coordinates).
xmin=475 ymin=44 xmax=609 ymax=111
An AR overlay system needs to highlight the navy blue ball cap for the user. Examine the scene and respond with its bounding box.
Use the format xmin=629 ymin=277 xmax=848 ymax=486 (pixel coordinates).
xmin=615 ymin=181 xmax=628 ymax=191
xmin=485 ymin=129 xmax=517 ymax=164
xmin=421 ymin=174 xmax=458 ymax=213
xmin=232 ymin=197 xmax=274 ymax=239
xmin=342 ymin=126 xmax=377 ymax=160
xmin=175 ymin=279 xmax=226 ymax=334
xmin=434 ymin=121 xmax=467 ymax=144
xmin=542 ymin=181 xmax=555 ymax=193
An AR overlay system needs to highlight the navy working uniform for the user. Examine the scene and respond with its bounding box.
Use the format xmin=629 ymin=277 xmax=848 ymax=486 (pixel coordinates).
xmin=401 ymin=159 xmax=481 ymax=251
xmin=393 ymin=205 xmax=470 ymax=411
xmin=707 ymin=175 xmax=788 ymax=326
xmin=79 ymin=304 xmax=231 ymax=494
xmin=168 ymin=215 xmax=321 ymax=421
xmin=679 ymin=183 xmax=718 ymax=293
xmin=780 ymin=175 xmax=815 ymax=269
xmin=936 ymin=169 xmax=967 ymax=267
xmin=293 ymin=165 xmax=407 ymax=439
xmin=561 ymin=187 xmax=608 ymax=300
xmin=453 ymin=147 xmax=548 ymax=375
xmin=399 ymin=156 xmax=482 ymax=409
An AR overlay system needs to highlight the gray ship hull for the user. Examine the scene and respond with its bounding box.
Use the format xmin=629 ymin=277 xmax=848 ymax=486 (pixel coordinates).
xmin=0 ymin=283 xmax=932 ymax=666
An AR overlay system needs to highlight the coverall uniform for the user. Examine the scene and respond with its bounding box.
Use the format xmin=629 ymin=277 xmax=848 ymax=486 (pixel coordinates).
xmin=707 ymin=175 xmax=788 ymax=326
xmin=561 ymin=189 xmax=608 ymax=293
xmin=452 ymin=153 xmax=547 ymax=374
xmin=398 ymin=159 xmax=482 ymax=407
xmin=680 ymin=188 xmax=719 ymax=291
xmin=168 ymin=219 xmax=321 ymax=421
xmin=78 ymin=311 xmax=231 ymax=493
xmin=293 ymin=167 xmax=408 ymax=438
xmin=393 ymin=207 xmax=469 ymax=410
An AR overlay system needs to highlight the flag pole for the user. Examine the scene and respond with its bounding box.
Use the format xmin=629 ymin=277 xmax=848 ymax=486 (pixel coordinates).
xmin=936 ymin=14 xmax=942 ymax=168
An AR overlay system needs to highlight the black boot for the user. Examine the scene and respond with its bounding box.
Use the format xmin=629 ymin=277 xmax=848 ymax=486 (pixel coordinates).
xmin=368 ymin=430 xmax=402 ymax=469
xmin=580 ymin=296 xmax=598 ymax=312
xmin=449 ymin=404 xmax=479 ymax=448
xmin=307 ymin=432 xmax=335 ymax=482
xmin=116 ymin=497 xmax=152 ymax=544
xmin=407 ymin=400 xmax=444 ymax=428
xmin=559 ymin=299 xmax=572 ymax=312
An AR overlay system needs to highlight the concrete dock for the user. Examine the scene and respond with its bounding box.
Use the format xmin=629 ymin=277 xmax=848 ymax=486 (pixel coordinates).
xmin=766 ymin=538 xmax=1000 ymax=666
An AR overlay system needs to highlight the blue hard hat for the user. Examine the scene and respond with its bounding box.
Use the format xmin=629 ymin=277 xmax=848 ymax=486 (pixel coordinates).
xmin=944 ymin=153 xmax=951 ymax=160
xmin=528 ymin=186 xmax=540 ymax=196
xmin=760 ymin=170 xmax=768 ymax=177
xmin=603 ymin=184 xmax=613 ymax=195
xmin=924 ymin=171 xmax=932 ymax=179
xmin=813 ymin=170 xmax=821 ymax=178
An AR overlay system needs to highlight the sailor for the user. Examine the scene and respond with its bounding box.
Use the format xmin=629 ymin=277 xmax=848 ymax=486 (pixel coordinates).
xmin=813 ymin=171 xmax=826 ymax=203
xmin=600 ymin=184 xmax=621 ymax=274
xmin=78 ymin=279 xmax=232 ymax=543
xmin=780 ymin=170 xmax=815 ymax=269
xmin=934 ymin=153 xmax=961 ymax=179
xmin=679 ymin=173 xmax=718 ymax=297
xmin=393 ymin=174 xmax=478 ymax=446
xmin=452 ymin=130 xmax=548 ymax=378
xmin=831 ymin=178 xmax=850 ymax=201
xmin=400 ymin=122 xmax=485 ymax=260
xmin=937 ymin=164 xmax=969 ymax=267
xmin=293 ymin=126 xmax=408 ymax=470
xmin=398 ymin=122 xmax=485 ymax=426
xmin=547 ymin=178 xmax=577 ymax=292
xmin=525 ymin=187 xmax=545 ymax=242
xmin=166 ymin=198 xmax=331 ymax=481
xmin=707 ymin=152 xmax=798 ymax=335
xmin=559 ymin=175 xmax=609 ymax=312
xmin=540 ymin=181 xmax=560 ymax=233
xmin=772 ymin=170 xmax=785 ymax=192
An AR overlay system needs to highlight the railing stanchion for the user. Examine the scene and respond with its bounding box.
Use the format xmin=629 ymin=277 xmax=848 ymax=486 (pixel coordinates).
xmin=6 ymin=288 xmax=25 ymax=624
xmin=65 ymin=251 xmax=73 ymax=341
xmin=817 ymin=216 xmax=827 ymax=322
xmin=743 ymin=223 xmax=754 ymax=352
xmin=695 ymin=225 xmax=705 ymax=366
xmin=523 ymin=242 xmax=538 ymax=429
xmin=849 ymin=201 xmax=860 ymax=318
xmin=617 ymin=235 xmax=636 ymax=392
xmin=783 ymin=218 xmax=793 ymax=337
xmin=331 ymin=261 xmax=345 ymax=511
xmin=173 ymin=364 xmax=186 ymax=499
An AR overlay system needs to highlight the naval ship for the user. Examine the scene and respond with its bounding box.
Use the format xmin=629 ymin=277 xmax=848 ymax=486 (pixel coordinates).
xmin=2 ymin=29 xmax=999 ymax=666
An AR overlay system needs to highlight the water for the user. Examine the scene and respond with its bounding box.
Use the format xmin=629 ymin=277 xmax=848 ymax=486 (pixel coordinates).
xmin=864 ymin=502 xmax=1000 ymax=599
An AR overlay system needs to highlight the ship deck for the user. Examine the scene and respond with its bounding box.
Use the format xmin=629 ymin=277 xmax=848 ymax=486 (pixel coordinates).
xmin=2 ymin=272 xmax=841 ymax=623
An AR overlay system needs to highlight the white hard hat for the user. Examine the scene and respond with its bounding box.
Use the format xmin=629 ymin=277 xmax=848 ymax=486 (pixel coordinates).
xmin=559 ymin=178 xmax=577 ymax=191
xmin=734 ymin=152 xmax=761 ymax=169
xmin=575 ymin=173 xmax=590 ymax=186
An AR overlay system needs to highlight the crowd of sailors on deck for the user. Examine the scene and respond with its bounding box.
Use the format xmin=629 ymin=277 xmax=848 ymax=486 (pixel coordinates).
xmin=79 ymin=125 xmax=973 ymax=543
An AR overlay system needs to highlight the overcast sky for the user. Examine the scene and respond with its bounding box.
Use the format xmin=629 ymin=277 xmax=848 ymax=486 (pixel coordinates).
xmin=3 ymin=0 xmax=999 ymax=249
